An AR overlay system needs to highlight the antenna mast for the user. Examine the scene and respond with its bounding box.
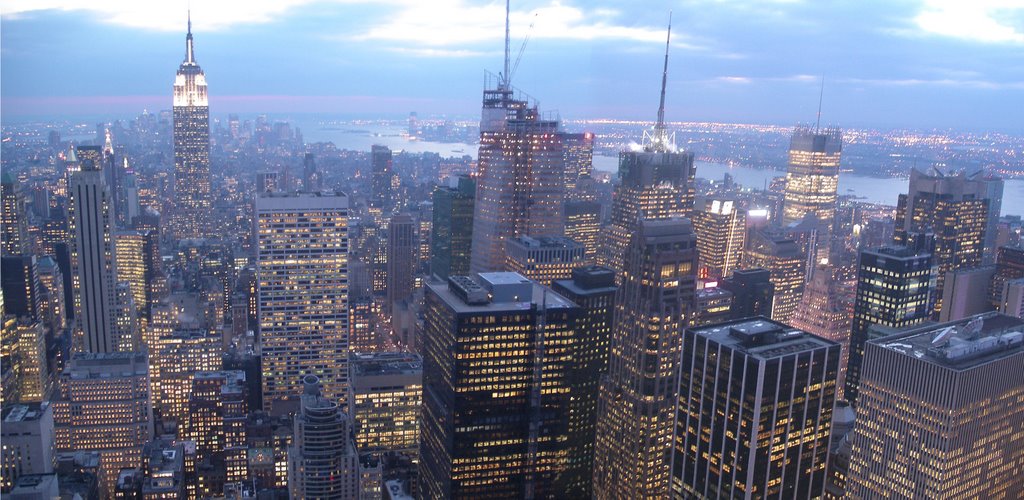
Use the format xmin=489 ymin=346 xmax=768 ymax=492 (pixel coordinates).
xmin=503 ymin=0 xmax=511 ymax=88
xmin=815 ymin=75 xmax=824 ymax=132
xmin=656 ymin=12 xmax=672 ymax=132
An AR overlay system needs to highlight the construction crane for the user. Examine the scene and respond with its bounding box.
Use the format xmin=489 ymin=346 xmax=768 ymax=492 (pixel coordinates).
xmin=508 ymin=12 xmax=538 ymax=86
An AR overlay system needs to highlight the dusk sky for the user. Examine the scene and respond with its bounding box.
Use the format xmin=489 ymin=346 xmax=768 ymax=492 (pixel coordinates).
xmin=2 ymin=0 xmax=1023 ymax=131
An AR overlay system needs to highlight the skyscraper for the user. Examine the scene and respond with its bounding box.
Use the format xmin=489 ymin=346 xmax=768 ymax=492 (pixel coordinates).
xmin=720 ymin=268 xmax=774 ymax=320
xmin=782 ymin=127 xmax=843 ymax=229
xmin=504 ymin=235 xmax=586 ymax=286
xmin=743 ymin=229 xmax=806 ymax=323
xmin=349 ymin=352 xmax=422 ymax=458
xmin=256 ymin=192 xmax=349 ymax=413
xmin=846 ymin=313 xmax=1024 ymax=498
xmin=551 ymin=266 xmax=618 ymax=498
xmin=302 ymin=153 xmax=321 ymax=192
xmin=184 ymin=371 xmax=248 ymax=484
xmin=469 ymin=83 xmax=566 ymax=273
xmin=430 ymin=176 xmax=475 ymax=280
xmin=371 ymin=145 xmax=393 ymax=210
xmin=562 ymin=131 xmax=595 ymax=197
xmin=420 ymin=272 xmax=580 ymax=498
xmin=68 ymin=146 xmax=120 ymax=353
xmin=171 ymin=15 xmax=212 ymax=239
xmin=289 ymin=375 xmax=361 ymax=499
xmin=895 ymin=168 xmax=1002 ymax=316
xmin=599 ymin=22 xmax=695 ymax=276
xmin=52 ymin=351 xmax=154 ymax=499
xmin=564 ymin=200 xmax=601 ymax=264
xmin=386 ymin=213 xmax=417 ymax=315
xmin=845 ymin=242 xmax=933 ymax=404
xmin=692 ymin=197 xmax=745 ymax=281
xmin=789 ymin=264 xmax=855 ymax=400
xmin=592 ymin=218 xmax=698 ymax=499
xmin=672 ymin=317 xmax=840 ymax=499
xmin=1 ymin=171 xmax=29 ymax=256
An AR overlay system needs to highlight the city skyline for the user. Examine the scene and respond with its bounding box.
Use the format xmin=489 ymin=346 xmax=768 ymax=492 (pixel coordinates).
xmin=2 ymin=1 xmax=1024 ymax=131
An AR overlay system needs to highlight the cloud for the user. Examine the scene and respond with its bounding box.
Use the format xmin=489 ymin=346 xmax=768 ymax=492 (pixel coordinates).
xmin=0 ymin=0 xmax=321 ymax=31
xmin=349 ymin=0 xmax=697 ymax=48
xmin=838 ymin=77 xmax=1024 ymax=90
xmin=913 ymin=0 xmax=1024 ymax=43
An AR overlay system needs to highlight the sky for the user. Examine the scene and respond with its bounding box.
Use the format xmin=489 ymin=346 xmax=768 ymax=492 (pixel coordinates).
xmin=2 ymin=0 xmax=1023 ymax=131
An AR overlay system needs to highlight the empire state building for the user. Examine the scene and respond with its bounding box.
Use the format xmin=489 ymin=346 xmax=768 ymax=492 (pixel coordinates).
xmin=171 ymin=15 xmax=211 ymax=239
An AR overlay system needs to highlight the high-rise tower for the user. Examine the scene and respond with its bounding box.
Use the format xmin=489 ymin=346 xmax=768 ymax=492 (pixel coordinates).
xmin=599 ymin=18 xmax=696 ymax=275
xmin=782 ymin=127 xmax=842 ymax=229
xmin=171 ymin=13 xmax=212 ymax=239
xmin=68 ymin=146 xmax=120 ymax=353
xmin=592 ymin=218 xmax=698 ymax=498
xmin=895 ymin=168 xmax=1002 ymax=316
xmin=1 ymin=172 xmax=29 ymax=256
xmin=469 ymin=2 xmax=567 ymax=273
xmin=256 ymin=192 xmax=350 ymax=414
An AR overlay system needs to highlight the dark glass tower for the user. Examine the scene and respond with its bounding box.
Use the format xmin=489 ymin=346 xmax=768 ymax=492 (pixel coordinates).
xmin=672 ymin=317 xmax=840 ymax=499
xmin=845 ymin=242 xmax=933 ymax=404
xmin=371 ymin=145 xmax=393 ymax=210
xmin=551 ymin=266 xmax=618 ymax=497
xmin=171 ymin=15 xmax=212 ymax=239
xmin=430 ymin=176 xmax=475 ymax=280
xmin=420 ymin=272 xmax=580 ymax=498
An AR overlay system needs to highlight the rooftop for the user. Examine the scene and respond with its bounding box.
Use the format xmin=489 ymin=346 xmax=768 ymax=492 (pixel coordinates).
xmin=690 ymin=316 xmax=838 ymax=359
xmin=876 ymin=312 xmax=1024 ymax=370
xmin=351 ymin=352 xmax=423 ymax=377
xmin=431 ymin=273 xmax=575 ymax=313
xmin=506 ymin=235 xmax=584 ymax=249
xmin=2 ymin=402 xmax=50 ymax=423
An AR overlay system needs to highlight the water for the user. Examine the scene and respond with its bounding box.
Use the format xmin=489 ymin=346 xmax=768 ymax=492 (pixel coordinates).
xmin=298 ymin=124 xmax=1023 ymax=217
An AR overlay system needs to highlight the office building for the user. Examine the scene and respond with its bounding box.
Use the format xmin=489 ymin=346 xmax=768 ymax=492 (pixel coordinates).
xmin=469 ymin=73 xmax=566 ymax=273
xmin=941 ymin=265 xmax=997 ymax=322
xmin=1 ymin=255 xmax=40 ymax=320
xmin=349 ymin=296 xmax=377 ymax=352
xmin=895 ymin=169 xmax=1002 ymax=315
xmin=115 ymin=229 xmax=159 ymax=320
xmin=782 ymin=127 xmax=843 ymax=229
xmin=845 ymin=243 xmax=933 ymax=404
xmin=847 ymin=313 xmax=1024 ymax=498
xmin=140 ymin=438 xmax=186 ymax=499
xmin=692 ymin=198 xmax=745 ymax=280
xmin=371 ymin=145 xmax=394 ymax=210
xmin=1 ymin=403 xmax=55 ymax=494
xmin=564 ymin=200 xmax=601 ymax=264
xmin=171 ymin=16 xmax=212 ymax=239
xmin=184 ymin=371 xmax=248 ymax=484
xmin=289 ymin=375 xmax=361 ymax=499
xmin=255 ymin=171 xmax=279 ymax=194
xmin=256 ymin=191 xmax=349 ymax=413
xmin=593 ymin=218 xmax=698 ymax=499
xmin=672 ymin=317 xmax=840 ymax=499
xmin=420 ymin=272 xmax=580 ymax=498
xmin=53 ymin=351 xmax=153 ymax=499
xmin=2 ymin=171 xmax=28 ymax=256
xmin=504 ymin=235 xmax=586 ymax=286
xmin=386 ymin=214 xmax=417 ymax=314
xmin=562 ymin=132 xmax=595 ymax=197
xmin=69 ymin=146 xmax=120 ymax=353
xmin=992 ymin=244 xmax=1024 ymax=309
xmin=551 ymin=266 xmax=617 ymax=498
xmin=350 ymin=352 xmax=422 ymax=457
xmin=790 ymin=265 xmax=854 ymax=398
xmin=692 ymin=285 xmax=734 ymax=326
xmin=599 ymin=25 xmax=694 ymax=276
xmin=430 ymin=176 xmax=475 ymax=280
xmin=743 ymin=230 xmax=806 ymax=323
xmin=14 ymin=320 xmax=48 ymax=402
xmin=302 ymin=153 xmax=321 ymax=192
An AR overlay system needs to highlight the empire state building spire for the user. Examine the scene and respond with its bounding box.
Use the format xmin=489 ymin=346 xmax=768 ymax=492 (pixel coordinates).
xmin=171 ymin=11 xmax=211 ymax=239
xmin=185 ymin=10 xmax=195 ymax=64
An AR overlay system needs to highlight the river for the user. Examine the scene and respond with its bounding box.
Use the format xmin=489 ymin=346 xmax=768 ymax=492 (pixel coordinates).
xmin=301 ymin=122 xmax=1023 ymax=217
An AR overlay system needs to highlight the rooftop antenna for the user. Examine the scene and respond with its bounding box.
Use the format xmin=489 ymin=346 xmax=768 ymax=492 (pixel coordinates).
xmin=815 ymin=75 xmax=824 ymax=132
xmin=643 ymin=12 xmax=674 ymax=152
xmin=656 ymin=11 xmax=672 ymax=132
xmin=502 ymin=0 xmax=511 ymax=89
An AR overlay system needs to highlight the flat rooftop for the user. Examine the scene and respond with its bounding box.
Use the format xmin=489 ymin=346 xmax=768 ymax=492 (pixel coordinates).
xmin=690 ymin=317 xmax=838 ymax=359
xmin=428 ymin=274 xmax=575 ymax=314
xmin=875 ymin=312 xmax=1024 ymax=370
xmin=351 ymin=352 xmax=423 ymax=377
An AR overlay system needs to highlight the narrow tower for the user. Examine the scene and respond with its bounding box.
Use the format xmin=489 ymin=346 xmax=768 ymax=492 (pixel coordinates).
xmin=171 ymin=12 xmax=212 ymax=239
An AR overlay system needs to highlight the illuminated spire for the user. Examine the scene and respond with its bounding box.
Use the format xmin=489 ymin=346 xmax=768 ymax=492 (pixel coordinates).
xmin=185 ymin=10 xmax=195 ymax=64
xmin=643 ymin=13 xmax=675 ymax=153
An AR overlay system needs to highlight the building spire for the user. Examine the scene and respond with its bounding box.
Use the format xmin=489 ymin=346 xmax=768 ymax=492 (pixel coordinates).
xmin=815 ymin=75 xmax=824 ymax=132
xmin=656 ymin=11 xmax=672 ymax=132
xmin=185 ymin=10 xmax=195 ymax=64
